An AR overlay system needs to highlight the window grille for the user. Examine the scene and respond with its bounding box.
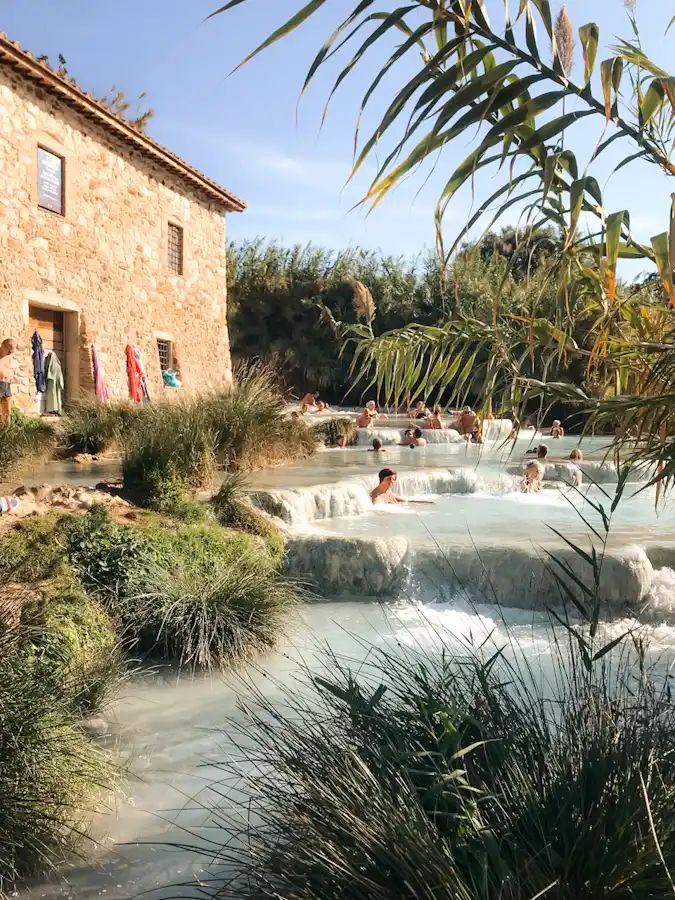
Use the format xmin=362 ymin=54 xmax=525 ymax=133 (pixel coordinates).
xmin=157 ymin=339 xmax=172 ymax=371
xmin=167 ymin=222 xmax=184 ymax=275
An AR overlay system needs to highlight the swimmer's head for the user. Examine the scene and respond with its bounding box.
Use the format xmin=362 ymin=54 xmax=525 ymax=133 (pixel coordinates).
xmin=378 ymin=467 xmax=397 ymax=488
xmin=462 ymin=406 xmax=472 ymax=413
xmin=413 ymin=427 xmax=423 ymax=439
xmin=372 ymin=438 xmax=382 ymax=450
xmin=433 ymin=404 xmax=441 ymax=415
xmin=570 ymin=448 xmax=583 ymax=461
xmin=537 ymin=444 xmax=549 ymax=459
xmin=336 ymin=435 xmax=347 ymax=447
xmin=404 ymin=429 xmax=413 ymax=440
xmin=553 ymin=419 xmax=561 ymax=426
xmin=367 ymin=400 xmax=377 ymax=411
xmin=0 ymin=338 xmax=15 ymax=356
xmin=317 ymin=400 xmax=326 ymax=411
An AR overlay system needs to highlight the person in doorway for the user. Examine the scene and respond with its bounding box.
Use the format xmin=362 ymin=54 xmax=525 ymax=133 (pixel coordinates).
xmin=522 ymin=461 xmax=543 ymax=494
xmin=369 ymin=438 xmax=386 ymax=453
xmin=0 ymin=338 xmax=16 ymax=425
xmin=550 ymin=419 xmax=565 ymax=438
xmin=370 ymin=467 xmax=435 ymax=505
xmin=429 ymin=405 xmax=443 ymax=430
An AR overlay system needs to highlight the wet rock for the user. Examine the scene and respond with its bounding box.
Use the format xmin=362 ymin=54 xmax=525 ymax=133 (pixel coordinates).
xmin=79 ymin=716 xmax=109 ymax=737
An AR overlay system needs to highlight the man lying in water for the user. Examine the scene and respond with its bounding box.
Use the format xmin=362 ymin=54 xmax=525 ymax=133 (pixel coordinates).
xmin=370 ymin=468 xmax=435 ymax=505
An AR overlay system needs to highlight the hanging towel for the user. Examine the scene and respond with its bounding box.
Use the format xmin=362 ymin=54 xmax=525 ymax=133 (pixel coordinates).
xmin=31 ymin=331 xmax=46 ymax=394
xmin=133 ymin=345 xmax=151 ymax=403
xmin=91 ymin=345 xmax=110 ymax=403
xmin=126 ymin=344 xmax=143 ymax=403
xmin=44 ymin=352 xmax=64 ymax=414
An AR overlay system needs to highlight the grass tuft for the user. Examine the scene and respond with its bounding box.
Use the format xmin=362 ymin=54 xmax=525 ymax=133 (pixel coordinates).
xmin=0 ymin=612 xmax=113 ymax=885
xmin=183 ymin=625 xmax=675 ymax=899
xmin=0 ymin=411 xmax=57 ymax=482
xmin=312 ymin=416 xmax=357 ymax=446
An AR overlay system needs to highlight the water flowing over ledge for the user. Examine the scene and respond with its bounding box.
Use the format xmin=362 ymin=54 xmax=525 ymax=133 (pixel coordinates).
xmin=250 ymin=463 xmax=642 ymax=527
xmin=285 ymin=534 xmax=675 ymax=620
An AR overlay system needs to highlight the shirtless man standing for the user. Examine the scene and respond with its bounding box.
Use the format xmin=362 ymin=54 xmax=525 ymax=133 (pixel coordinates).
xmin=0 ymin=338 xmax=16 ymax=425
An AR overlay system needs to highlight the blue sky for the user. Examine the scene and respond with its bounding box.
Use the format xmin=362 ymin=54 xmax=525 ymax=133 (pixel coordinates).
xmin=2 ymin=0 xmax=672 ymax=274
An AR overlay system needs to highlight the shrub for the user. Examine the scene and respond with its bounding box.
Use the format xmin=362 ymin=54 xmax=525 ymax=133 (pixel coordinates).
xmin=312 ymin=416 xmax=357 ymax=446
xmin=117 ymin=524 xmax=298 ymax=668
xmin=68 ymin=504 xmax=148 ymax=596
xmin=201 ymin=364 xmax=318 ymax=470
xmin=0 ymin=512 xmax=71 ymax=583
xmin=211 ymin=473 xmax=285 ymax=561
xmin=0 ymin=616 xmax=111 ymax=884
xmin=185 ymin=630 xmax=675 ymax=900
xmin=0 ymin=411 xmax=56 ymax=481
xmin=120 ymin=402 xmax=218 ymax=508
xmin=19 ymin=588 xmax=121 ymax=717
xmin=60 ymin=399 xmax=145 ymax=455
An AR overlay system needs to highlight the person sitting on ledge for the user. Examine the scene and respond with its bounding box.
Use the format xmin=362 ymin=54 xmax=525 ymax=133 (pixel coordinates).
xmin=356 ymin=407 xmax=374 ymax=428
xmin=366 ymin=400 xmax=387 ymax=419
xmin=550 ymin=419 xmax=564 ymax=438
xmin=428 ymin=404 xmax=443 ymax=430
xmin=369 ymin=438 xmax=386 ymax=453
xmin=371 ymin=468 xmax=434 ymax=505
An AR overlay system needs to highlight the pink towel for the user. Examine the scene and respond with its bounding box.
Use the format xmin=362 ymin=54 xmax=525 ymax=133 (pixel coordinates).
xmin=91 ymin=345 xmax=110 ymax=403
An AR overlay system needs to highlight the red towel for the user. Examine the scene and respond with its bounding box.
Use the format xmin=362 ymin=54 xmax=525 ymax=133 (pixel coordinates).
xmin=127 ymin=344 xmax=143 ymax=403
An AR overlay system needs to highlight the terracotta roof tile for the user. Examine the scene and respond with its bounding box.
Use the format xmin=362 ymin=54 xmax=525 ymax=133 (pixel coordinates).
xmin=0 ymin=32 xmax=246 ymax=213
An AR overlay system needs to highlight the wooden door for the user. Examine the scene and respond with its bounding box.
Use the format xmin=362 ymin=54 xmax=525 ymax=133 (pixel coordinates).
xmin=29 ymin=306 xmax=65 ymax=370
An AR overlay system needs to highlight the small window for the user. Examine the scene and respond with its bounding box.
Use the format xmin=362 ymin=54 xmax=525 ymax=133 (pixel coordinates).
xmin=167 ymin=222 xmax=184 ymax=275
xmin=157 ymin=339 xmax=173 ymax=372
xmin=37 ymin=147 xmax=65 ymax=215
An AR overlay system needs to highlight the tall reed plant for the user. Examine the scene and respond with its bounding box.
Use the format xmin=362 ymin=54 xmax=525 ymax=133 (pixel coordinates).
xmin=176 ymin=621 xmax=675 ymax=899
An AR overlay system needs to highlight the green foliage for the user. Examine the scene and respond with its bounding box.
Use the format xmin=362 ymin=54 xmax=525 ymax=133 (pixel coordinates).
xmin=19 ymin=588 xmax=121 ymax=717
xmin=227 ymin=239 xmax=446 ymax=398
xmin=211 ymin=473 xmax=286 ymax=561
xmin=0 ymin=411 xmax=56 ymax=481
xmin=120 ymin=366 xmax=317 ymax=507
xmin=311 ymin=416 xmax=357 ymax=446
xmin=0 ymin=616 xmax=111 ymax=883
xmin=0 ymin=512 xmax=71 ymax=583
xmin=68 ymin=504 xmax=148 ymax=597
xmin=60 ymin=399 xmax=146 ymax=455
xmin=121 ymin=401 xmax=218 ymax=509
xmin=188 ymin=631 xmax=675 ymax=900
xmin=116 ymin=523 xmax=298 ymax=669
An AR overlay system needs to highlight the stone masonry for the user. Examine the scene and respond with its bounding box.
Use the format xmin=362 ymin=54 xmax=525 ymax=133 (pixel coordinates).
xmin=0 ymin=37 xmax=246 ymax=411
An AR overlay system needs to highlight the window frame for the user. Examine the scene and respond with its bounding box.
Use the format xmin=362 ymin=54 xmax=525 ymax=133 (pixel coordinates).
xmin=156 ymin=338 xmax=173 ymax=372
xmin=167 ymin=221 xmax=184 ymax=276
xmin=37 ymin=145 xmax=66 ymax=217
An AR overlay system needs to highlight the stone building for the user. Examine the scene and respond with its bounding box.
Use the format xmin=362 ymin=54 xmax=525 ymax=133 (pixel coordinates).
xmin=0 ymin=33 xmax=246 ymax=411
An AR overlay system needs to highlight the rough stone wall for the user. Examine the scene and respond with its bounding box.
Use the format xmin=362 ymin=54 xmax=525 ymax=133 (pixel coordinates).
xmin=0 ymin=66 xmax=233 ymax=411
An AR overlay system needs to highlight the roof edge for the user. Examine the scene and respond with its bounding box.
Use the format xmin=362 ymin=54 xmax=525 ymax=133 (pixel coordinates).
xmin=0 ymin=33 xmax=246 ymax=213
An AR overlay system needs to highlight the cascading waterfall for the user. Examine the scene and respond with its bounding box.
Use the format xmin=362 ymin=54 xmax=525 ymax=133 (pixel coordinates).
xmin=250 ymin=467 xmax=515 ymax=526
xmin=284 ymin=533 xmax=675 ymax=621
